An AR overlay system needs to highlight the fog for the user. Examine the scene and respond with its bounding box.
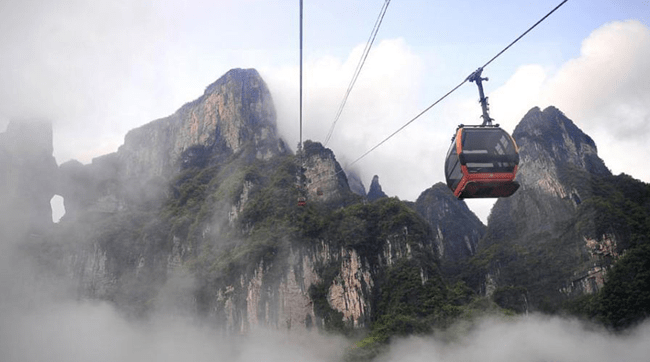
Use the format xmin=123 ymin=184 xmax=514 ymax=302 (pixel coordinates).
xmin=1 ymin=232 xmax=649 ymax=362
xmin=379 ymin=317 xmax=650 ymax=362
xmin=0 ymin=238 xmax=349 ymax=362
xmin=1 ymin=302 xmax=347 ymax=362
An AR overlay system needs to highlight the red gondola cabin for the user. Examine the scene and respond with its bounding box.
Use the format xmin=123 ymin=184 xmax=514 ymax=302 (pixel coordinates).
xmin=445 ymin=125 xmax=520 ymax=199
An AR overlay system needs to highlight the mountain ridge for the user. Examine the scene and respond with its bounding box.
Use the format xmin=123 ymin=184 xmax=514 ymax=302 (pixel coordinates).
xmin=2 ymin=69 xmax=649 ymax=354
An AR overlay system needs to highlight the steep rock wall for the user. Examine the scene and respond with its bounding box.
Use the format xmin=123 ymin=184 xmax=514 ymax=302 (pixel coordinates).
xmin=205 ymin=227 xmax=436 ymax=333
xmin=11 ymin=69 xmax=454 ymax=337
xmin=59 ymin=69 xmax=287 ymax=220
xmin=301 ymin=140 xmax=354 ymax=204
xmin=414 ymin=183 xmax=485 ymax=267
xmin=118 ymin=68 xmax=283 ymax=181
xmin=474 ymin=106 xmax=620 ymax=310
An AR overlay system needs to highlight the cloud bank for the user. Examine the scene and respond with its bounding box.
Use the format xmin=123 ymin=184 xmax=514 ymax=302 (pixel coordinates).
xmin=378 ymin=315 xmax=650 ymax=362
xmin=491 ymin=20 xmax=650 ymax=180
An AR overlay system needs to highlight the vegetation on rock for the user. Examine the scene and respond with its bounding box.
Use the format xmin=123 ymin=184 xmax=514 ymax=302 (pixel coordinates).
xmin=5 ymin=70 xmax=650 ymax=361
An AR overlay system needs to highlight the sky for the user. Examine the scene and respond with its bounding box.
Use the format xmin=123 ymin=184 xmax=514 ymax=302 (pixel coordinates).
xmin=1 ymin=0 xmax=649 ymax=222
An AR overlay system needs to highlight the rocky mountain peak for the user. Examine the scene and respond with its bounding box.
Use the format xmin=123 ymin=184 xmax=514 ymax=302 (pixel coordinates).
xmin=513 ymin=106 xmax=609 ymax=178
xmin=367 ymin=175 xmax=387 ymax=201
xmin=302 ymin=140 xmax=352 ymax=203
xmin=496 ymin=106 xmax=610 ymax=216
xmin=475 ymin=106 xmax=624 ymax=309
xmin=118 ymin=68 xmax=285 ymax=181
xmin=57 ymin=68 xmax=288 ymax=220
xmin=414 ymin=183 xmax=485 ymax=265
xmin=488 ymin=106 xmax=611 ymax=236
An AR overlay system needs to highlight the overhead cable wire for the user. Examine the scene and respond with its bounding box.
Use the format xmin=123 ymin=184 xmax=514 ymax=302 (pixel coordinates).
xmin=481 ymin=0 xmax=569 ymax=70
xmin=299 ymin=0 xmax=304 ymax=149
xmin=323 ymin=0 xmax=391 ymax=146
xmin=299 ymin=0 xmax=304 ymax=163
xmin=343 ymin=0 xmax=570 ymax=170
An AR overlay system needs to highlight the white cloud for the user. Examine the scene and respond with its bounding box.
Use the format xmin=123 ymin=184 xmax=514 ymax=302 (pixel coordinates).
xmin=519 ymin=20 xmax=650 ymax=181
xmin=3 ymin=0 xmax=648 ymax=224
xmin=378 ymin=315 xmax=650 ymax=362
xmin=0 ymin=238 xmax=349 ymax=362
xmin=269 ymin=21 xmax=650 ymax=222
xmin=542 ymin=21 xmax=650 ymax=181
xmin=265 ymin=38 xmax=429 ymax=197
xmin=1 ymin=295 xmax=349 ymax=362
xmin=490 ymin=64 xmax=547 ymax=133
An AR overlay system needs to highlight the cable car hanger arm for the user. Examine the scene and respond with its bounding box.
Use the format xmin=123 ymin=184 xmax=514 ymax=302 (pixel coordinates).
xmin=466 ymin=67 xmax=493 ymax=127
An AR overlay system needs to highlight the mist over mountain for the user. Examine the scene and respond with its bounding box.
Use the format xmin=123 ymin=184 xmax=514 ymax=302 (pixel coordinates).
xmin=1 ymin=69 xmax=649 ymax=361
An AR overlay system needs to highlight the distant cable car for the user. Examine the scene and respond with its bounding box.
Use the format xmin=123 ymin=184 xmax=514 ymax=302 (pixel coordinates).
xmin=444 ymin=68 xmax=520 ymax=199
xmin=316 ymin=187 xmax=323 ymax=196
xmin=296 ymin=157 xmax=307 ymax=206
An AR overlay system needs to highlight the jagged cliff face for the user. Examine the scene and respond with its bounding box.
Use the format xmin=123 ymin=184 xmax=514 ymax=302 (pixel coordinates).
xmin=36 ymin=68 xmax=291 ymax=319
xmin=119 ymin=68 xmax=283 ymax=181
xmin=489 ymin=106 xmax=610 ymax=238
xmin=58 ymin=68 xmax=286 ymax=219
xmin=414 ymin=183 xmax=485 ymax=268
xmin=13 ymin=68 xmax=444 ymax=334
xmin=15 ymin=66 xmax=645 ymax=336
xmin=473 ymin=106 xmax=622 ymax=311
xmin=367 ymin=175 xmax=387 ymax=202
xmin=196 ymin=224 xmax=433 ymax=334
xmin=301 ymin=140 xmax=354 ymax=204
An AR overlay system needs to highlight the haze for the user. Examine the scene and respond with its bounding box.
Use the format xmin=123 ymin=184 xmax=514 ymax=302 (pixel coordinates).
xmin=2 ymin=239 xmax=649 ymax=362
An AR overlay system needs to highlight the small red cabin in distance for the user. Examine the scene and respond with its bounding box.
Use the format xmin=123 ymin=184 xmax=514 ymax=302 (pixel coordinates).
xmin=444 ymin=125 xmax=520 ymax=199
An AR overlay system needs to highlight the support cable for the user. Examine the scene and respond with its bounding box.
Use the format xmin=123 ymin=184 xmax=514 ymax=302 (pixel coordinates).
xmin=299 ymin=0 xmax=304 ymax=156
xmin=323 ymin=0 xmax=391 ymax=146
xmin=343 ymin=0 xmax=570 ymax=170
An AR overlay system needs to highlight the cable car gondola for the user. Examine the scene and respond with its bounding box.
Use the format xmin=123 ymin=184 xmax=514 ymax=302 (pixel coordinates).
xmin=444 ymin=68 xmax=520 ymax=199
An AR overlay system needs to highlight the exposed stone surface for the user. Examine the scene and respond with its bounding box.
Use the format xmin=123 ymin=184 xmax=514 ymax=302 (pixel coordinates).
xmin=118 ymin=68 xmax=284 ymax=181
xmin=328 ymin=248 xmax=373 ymax=327
xmin=208 ymin=242 xmax=374 ymax=332
xmin=9 ymin=67 xmax=645 ymax=336
xmin=367 ymin=175 xmax=387 ymax=201
xmin=474 ymin=106 xmax=620 ymax=310
xmin=59 ymin=68 xmax=287 ymax=220
xmin=202 ymin=201 xmax=438 ymax=332
xmin=300 ymin=141 xmax=355 ymax=204
xmin=414 ymin=183 xmax=485 ymax=267
xmin=487 ymin=106 xmax=610 ymax=238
